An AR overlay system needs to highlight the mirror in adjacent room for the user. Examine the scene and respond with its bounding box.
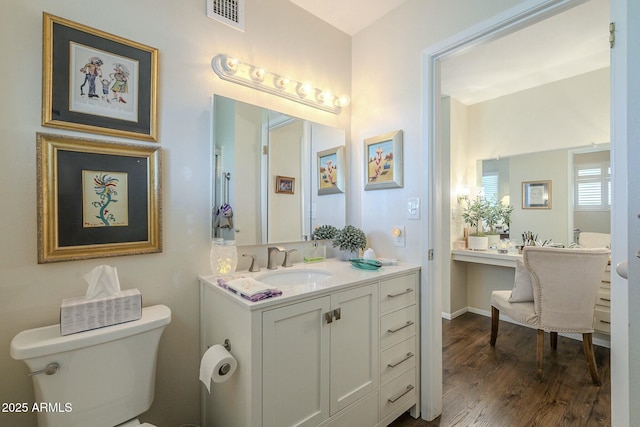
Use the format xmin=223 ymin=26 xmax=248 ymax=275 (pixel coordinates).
xmin=478 ymin=145 xmax=610 ymax=246
xmin=211 ymin=95 xmax=346 ymax=246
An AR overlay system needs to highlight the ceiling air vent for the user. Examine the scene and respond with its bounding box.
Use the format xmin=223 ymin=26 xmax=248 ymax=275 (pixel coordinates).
xmin=207 ymin=0 xmax=245 ymax=31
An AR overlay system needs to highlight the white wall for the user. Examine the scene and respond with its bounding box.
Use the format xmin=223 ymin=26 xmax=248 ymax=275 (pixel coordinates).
xmin=0 ymin=1 xmax=350 ymax=425
xmin=351 ymin=0 xmax=527 ymax=262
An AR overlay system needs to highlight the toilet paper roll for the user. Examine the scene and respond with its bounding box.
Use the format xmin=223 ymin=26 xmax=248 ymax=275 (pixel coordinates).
xmin=199 ymin=344 xmax=237 ymax=393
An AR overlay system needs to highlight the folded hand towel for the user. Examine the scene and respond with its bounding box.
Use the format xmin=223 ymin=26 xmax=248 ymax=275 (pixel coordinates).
xmin=217 ymin=277 xmax=282 ymax=302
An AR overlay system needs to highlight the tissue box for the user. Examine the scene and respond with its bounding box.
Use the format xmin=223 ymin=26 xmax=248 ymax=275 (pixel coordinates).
xmin=60 ymin=288 xmax=142 ymax=336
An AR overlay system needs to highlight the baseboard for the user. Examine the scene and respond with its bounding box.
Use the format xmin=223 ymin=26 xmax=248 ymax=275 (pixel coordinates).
xmin=446 ymin=306 xmax=611 ymax=349
xmin=441 ymin=307 xmax=468 ymax=320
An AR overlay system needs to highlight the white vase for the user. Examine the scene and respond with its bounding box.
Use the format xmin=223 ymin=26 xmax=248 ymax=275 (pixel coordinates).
xmin=468 ymin=236 xmax=489 ymax=251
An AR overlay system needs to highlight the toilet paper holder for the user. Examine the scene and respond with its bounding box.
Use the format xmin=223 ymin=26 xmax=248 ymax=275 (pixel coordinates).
xmin=208 ymin=338 xmax=231 ymax=352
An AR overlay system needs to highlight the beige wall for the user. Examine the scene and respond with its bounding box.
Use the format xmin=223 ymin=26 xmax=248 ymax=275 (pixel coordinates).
xmin=0 ymin=1 xmax=350 ymax=425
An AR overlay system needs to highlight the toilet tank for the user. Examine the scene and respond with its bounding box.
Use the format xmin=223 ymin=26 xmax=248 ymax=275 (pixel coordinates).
xmin=10 ymin=304 xmax=171 ymax=427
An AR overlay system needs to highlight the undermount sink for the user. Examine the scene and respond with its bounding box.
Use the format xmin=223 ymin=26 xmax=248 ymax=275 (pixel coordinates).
xmin=257 ymin=269 xmax=331 ymax=286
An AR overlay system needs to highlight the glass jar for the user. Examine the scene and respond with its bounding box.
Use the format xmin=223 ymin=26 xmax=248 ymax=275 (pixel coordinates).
xmin=210 ymin=239 xmax=237 ymax=277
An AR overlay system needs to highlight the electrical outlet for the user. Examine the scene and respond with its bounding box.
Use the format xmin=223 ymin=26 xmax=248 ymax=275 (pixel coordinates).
xmin=392 ymin=226 xmax=405 ymax=247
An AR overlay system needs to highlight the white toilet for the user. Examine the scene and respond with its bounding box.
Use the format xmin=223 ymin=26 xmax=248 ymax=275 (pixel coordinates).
xmin=10 ymin=304 xmax=171 ymax=427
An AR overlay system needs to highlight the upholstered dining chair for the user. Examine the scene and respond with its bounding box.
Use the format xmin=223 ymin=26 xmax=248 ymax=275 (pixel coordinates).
xmin=490 ymin=246 xmax=610 ymax=384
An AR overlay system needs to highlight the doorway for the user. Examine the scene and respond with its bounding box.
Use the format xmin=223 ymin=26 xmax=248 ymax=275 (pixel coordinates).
xmin=420 ymin=0 xmax=612 ymax=421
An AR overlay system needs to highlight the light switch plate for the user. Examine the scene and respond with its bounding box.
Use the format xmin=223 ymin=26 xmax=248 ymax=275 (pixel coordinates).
xmin=408 ymin=197 xmax=420 ymax=219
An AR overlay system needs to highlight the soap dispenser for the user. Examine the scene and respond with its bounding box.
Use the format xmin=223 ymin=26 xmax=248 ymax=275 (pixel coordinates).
xmin=303 ymin=238 xmax=326 ymax=263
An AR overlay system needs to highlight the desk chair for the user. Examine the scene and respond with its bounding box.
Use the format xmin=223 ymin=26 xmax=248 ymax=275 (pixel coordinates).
xmin=490 ymin=246 xmax=610 ymax=384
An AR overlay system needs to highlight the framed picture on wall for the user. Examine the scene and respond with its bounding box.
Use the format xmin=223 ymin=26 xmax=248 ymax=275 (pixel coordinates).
xmin=364 ymin=130 xmax=403 ymax=190
xmin=276 ymin=176 xmax=295 ymax=194
xmin=317 ymin=146 xmax=345 ymax=195
xmin=42 ymin=13 xmax=158 ymax=141
xmin=36 ymin=133 xmax=162 ymax=263
xmin=522 ymin=180 xmax=552 ymax=209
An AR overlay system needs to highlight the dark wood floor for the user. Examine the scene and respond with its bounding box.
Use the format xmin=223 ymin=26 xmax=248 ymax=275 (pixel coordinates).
xmin=390 ymin=312 xmax=610 ymax=427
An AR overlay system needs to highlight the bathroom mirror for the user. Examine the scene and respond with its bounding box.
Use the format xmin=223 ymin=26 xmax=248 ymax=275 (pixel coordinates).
xmin=479 ymin=145 xmax=610 ymax=245
xmin=212 ymin=95 xmax=346 ymax=245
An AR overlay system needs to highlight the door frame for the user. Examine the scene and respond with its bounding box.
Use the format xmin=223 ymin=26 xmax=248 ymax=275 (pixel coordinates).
xmin=419 ymin=0 xmax=621 ymax=421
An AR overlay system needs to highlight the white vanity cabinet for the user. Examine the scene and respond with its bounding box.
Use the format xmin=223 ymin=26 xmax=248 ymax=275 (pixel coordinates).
xmin=199 ymin=262 xmax=420 ymax=427
xmin=262 ymin=284 xmax=378 ymax=427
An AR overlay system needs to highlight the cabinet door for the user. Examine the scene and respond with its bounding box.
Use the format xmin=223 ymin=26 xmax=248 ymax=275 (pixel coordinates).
xmin=330 ymin=284 xmax=379 ymax=415
xmin=263 ymin=297 xmax=331 ymax=427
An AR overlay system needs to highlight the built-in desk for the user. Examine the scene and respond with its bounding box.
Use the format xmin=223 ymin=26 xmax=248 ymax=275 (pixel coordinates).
xmin=451 ymin=249 xmax=521 ymax=268
xmin=451 ymin=248 xmax=611 ymax=337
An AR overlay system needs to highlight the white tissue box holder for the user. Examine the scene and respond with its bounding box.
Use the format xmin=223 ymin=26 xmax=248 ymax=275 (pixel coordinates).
xmin=60 ymin=288 xmax=142 ymax=336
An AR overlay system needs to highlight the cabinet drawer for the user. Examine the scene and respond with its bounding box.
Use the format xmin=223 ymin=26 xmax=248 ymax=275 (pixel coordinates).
xmin=380 ymin=274 xmax=417 ymax=315
xmin=594 ymin=307 xmax=611 ymax=334
xmin=380 ymin=367 xmax=416 ymax=420
xmin=596 ymin=288 xmax=611 ymax=307
xmin=381 ymin=305 xmax=416 ymax=350
xmin=380 ymin=336 xmax=416 ymax=385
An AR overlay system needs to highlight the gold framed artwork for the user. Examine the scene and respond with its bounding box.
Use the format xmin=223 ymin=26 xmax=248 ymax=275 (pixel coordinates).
xmin=522 ymin=180 xmax=552 ymax=209
xmin=276 ymin=176 xmax=295 ymax=194
xmin=42 ymin=13 xmax=158 ymax=141
xmin=317 ymin=146 xmax=345 ymax=195
xmin=364 ymin=130 xmax=403 ymax=190
xmin=37 ymin=133 xmax=162 ymax=263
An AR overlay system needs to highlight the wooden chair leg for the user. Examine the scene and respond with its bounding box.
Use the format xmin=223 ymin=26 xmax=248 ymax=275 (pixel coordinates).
xmin=550 ymin=332 xmax=558 ymax=350
xmin=490 ymin=306 xmax=499 ymax=346
xmin=583 ymin=333 xmax=601 ymax=386
xmin=536 ymin=329 xmax=544 ymax=381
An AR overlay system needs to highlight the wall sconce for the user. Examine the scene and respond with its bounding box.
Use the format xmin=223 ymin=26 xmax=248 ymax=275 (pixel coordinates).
xmin=211 ymin=54 xmax=349 ymax=114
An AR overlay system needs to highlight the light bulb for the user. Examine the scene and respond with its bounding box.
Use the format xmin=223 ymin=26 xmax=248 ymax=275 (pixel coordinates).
xmin=334 ymin=95 xmax=350 ymax=108
xmin=297 ymin=82 xmax=312 ymax=98
xmin=224 ymin=56 xmax=239 ymax=72
xmin=274 ymin=75 xmax=291 ymax=89
xmin=251 ymin=67 xmax=265 ymax=81
xmin=316 ymin=90 xmax=333 ymax=104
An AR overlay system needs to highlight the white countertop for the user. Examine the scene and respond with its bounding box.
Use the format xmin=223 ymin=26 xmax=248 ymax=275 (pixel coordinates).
xmin=451 ymin=248 xmax=522 ymax=268
xmin=199 ymin=258 xmax=421 ymax=311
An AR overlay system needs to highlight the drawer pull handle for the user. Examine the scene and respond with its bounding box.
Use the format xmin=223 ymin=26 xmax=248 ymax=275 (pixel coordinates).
xmin=333 ymin=308 xmax=341 ymax=321
xmin=387 ymin=384 xmax=414 ymax=403
xmin=600 ymin=320 xmax=611 ymax=324
xmin=387 ymin=288 xmax=414 ymax=298
xmin=325 ymin=312 xmax=333 ymax=324
xmin=600 ymin=298 xmax=611 ymax=302
xmin=388 ymin=352 xmax=414 ymax=368
xmin=388 ymin=321 xmax=414 ymax=333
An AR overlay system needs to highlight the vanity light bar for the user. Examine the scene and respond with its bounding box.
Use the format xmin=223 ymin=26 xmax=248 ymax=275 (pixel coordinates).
xmin=211 ymin=54 xmax=349 ymax=114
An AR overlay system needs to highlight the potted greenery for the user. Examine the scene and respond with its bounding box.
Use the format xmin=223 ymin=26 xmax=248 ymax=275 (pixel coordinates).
xmin=333 ymin=225 xmax=367 ymax=260
xmin=485 ymin=196 xmax=512 ymax=247
xmin=461 ymin=196 xmax=490 ymax=250
xmin=311 ymin=224 xmax=339 ymax=240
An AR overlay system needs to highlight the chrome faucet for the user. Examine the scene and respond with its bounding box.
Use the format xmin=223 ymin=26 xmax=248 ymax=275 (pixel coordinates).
xmin=282 ymin=249 xmax=298 ymax=267
xmin=242 ymin=254 xmax=260 ymax=272
xmin=267 ymin=246 xmax=284 ymax=270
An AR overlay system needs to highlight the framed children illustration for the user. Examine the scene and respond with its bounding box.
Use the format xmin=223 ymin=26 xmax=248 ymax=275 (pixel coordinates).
xmin=364 ymin=130 xmax=403 ymax=190
xmin=317 ymin=146 xmax=345 ymax=195
xmin=42 ymin=13 xmax=158 ymax=141
xmin=36 ymin=133 xmax=162 ymax=263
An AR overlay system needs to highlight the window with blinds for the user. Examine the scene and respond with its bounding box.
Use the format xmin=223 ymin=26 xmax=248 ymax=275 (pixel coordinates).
xmin=482 ymin=172 xmax=499 ymax=200
xmin=574 ymin=162 xmax=610 ymax=210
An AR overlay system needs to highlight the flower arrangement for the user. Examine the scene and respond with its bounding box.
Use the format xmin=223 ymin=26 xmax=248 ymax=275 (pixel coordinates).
xmin=312 ymin=224 xmax=339 ymax=240
xmin=333 ymin=225 xmax=367 ymax=254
